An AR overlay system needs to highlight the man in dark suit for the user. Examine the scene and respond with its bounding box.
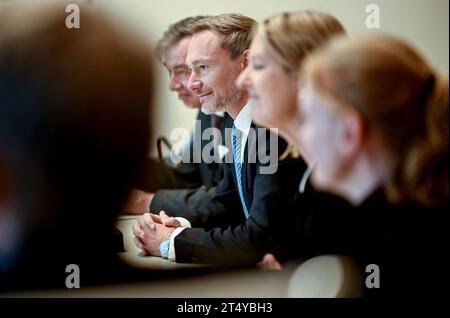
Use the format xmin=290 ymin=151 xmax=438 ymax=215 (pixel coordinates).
xmin=124 ymin=16 xmax=231 ymax=218
xmin=132 ymin=14 xmax=306 ymax=266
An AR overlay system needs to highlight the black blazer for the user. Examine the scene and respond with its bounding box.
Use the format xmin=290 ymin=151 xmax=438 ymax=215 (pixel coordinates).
xmin=283 ymin=185 xmax=447 ymax=297
xmin=174 ymin=123 xmax=307 ymax=265
xmin=135 ymin=111 xmax=231 ymax=216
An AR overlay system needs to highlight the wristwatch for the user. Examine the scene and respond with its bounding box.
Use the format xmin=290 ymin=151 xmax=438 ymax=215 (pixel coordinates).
xmin=159 ymin=232 xmax=172 ymax=258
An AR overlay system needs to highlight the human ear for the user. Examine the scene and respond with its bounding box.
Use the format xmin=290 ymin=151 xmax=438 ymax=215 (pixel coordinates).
xmin=335 ymin=108 xmax=365 ymax=160
xmin=241 ymin=49 xmax=250 ymax=69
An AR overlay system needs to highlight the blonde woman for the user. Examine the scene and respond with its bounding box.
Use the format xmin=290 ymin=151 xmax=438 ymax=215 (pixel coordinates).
xmin=236 ymin=10 xmax=347 ymax=267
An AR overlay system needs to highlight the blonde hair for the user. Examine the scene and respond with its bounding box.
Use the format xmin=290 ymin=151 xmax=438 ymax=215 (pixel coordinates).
xmin=303 ymin=34 xmax=449 ymax=207
xmin=156 ymin=16 xmax=208 ymax=63
xmin=188 ymin=13 xmax=257 ymax=59
xmin=258 ymin=11 xmax=345 ymax=160
xmin=259 ymin=11 xmax=346 ymax=73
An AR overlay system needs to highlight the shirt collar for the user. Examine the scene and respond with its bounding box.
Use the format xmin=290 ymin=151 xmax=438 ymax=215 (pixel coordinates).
xmin=233 ymin=103 xmax=252 ymax=136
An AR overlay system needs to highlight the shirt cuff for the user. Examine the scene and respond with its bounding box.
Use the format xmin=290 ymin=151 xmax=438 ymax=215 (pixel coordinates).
xmin=174 ymin=217 xmax=191 ymax=228
xmin=168 ymin=227 xmax=186 ymax=261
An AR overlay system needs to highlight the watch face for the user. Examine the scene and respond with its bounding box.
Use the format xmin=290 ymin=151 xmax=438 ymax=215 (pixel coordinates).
xmin=159 ymin=241 xmax=169 ymax=258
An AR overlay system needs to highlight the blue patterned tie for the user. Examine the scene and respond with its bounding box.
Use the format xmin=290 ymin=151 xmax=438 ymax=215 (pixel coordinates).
xmin=232 ymin=124 xmax=249 ymax=219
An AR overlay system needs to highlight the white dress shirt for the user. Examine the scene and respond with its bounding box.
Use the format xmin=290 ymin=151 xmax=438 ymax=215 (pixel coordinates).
xmin=232 ymin=103 xmax=252 ymax=163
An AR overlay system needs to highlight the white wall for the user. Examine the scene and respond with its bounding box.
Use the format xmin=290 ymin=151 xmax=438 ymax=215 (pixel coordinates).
xmin=24 ymin=0 xmax=449 ymax=151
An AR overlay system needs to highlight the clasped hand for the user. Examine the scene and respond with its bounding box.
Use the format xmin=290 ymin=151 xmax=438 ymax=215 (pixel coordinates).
xmin=132 ymin=211 xmax=181 ymax=257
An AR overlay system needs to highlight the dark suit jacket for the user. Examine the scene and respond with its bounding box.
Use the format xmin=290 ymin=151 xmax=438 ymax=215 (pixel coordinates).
xmin=174 ymin=123 xmax=307 ymax=265
xmin=138 ymin=110 xmax=232 ymax=215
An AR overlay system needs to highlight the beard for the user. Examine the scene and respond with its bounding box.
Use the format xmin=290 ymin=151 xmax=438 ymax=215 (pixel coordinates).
xmin=201 ymin=88 xmax=245 ymax=115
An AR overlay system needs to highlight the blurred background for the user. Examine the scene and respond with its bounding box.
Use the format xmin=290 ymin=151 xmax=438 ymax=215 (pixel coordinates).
xmin=0 ymin=0 xmax=448 ymax=298
xmin=5 ymin=0 xmax=448 ymax=152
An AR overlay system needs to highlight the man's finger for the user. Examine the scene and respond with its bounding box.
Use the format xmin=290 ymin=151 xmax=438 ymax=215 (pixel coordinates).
xmin=143 ymin=213 xmax=156 ymax=230
xmin=132 ymin=222 xmax=143 ymax=237
xmin=159 ymin=211 xmax=170 ymax=224
xmin=133 ymin=236 xmax=144 ymax=249
xmin=160 ymin=211 xmax=175 ymax=226
xmin=133 ymin=236 xmax=148 ymax=256
xmin=160 ymin=211 xmax=180 ymax=227
xmin=150 ymin=213 xmax=162 ymax=224
xmin=137 ymin=216 xmax=148 ymax=231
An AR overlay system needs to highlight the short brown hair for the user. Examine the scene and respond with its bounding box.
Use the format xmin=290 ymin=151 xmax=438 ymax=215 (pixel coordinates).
xmin=188 ymin=13 xmax=257 ymax=59
xmin=156 ymin=16 xmax=209 ymax=63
